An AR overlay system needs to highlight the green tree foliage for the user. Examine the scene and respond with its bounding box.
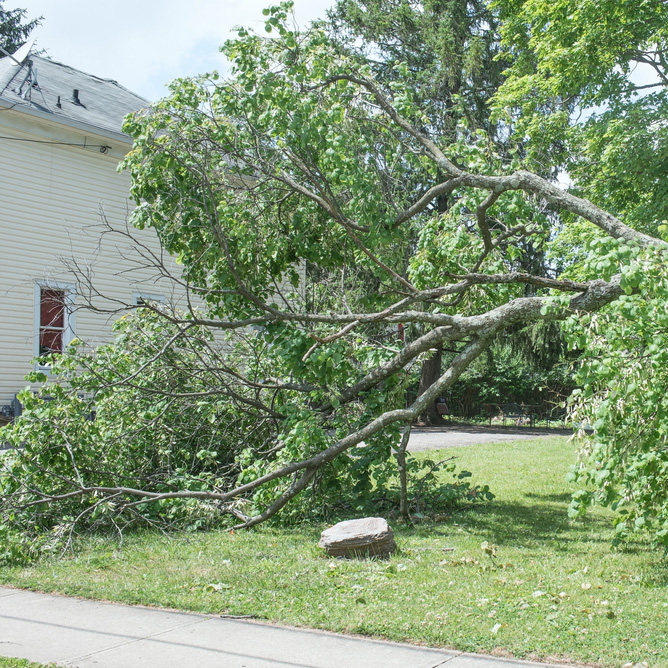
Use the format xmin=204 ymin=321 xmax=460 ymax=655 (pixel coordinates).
xmin=492 ymin=0 xmax=668 ymax=548
xmin=0 ymin=1 xmax=40 ymax=55
xmin=566 ymin=244 xmax=668 ymax=548
xmin=493 ymin=0 xmax=668 ymax=233
xmin=2 ymin=3 xmax=666 ymax=543
xmin=328 ymin=0 xmax=507 ymax=138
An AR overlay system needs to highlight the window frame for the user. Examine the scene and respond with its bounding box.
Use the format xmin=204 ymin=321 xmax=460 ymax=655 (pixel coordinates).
xmin=34 ymin=281 xmax=76 ymax=368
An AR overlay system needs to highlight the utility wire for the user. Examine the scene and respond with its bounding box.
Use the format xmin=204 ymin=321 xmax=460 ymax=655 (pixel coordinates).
xmin=0 ymin=135 xmax=111 ymax=149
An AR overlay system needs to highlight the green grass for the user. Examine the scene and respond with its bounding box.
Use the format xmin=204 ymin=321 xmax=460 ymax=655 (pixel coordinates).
xmin=1 ymin=436 xmax=666 ymax=667
xmin=0 ymin=659 xmax=55 ymax=668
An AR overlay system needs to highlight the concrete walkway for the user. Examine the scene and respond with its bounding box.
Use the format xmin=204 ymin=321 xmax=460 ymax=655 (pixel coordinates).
xmin=407 ymin=425 xmax=571 ymax=452
xmin=0 ymin=587 xmax=574 ymax=668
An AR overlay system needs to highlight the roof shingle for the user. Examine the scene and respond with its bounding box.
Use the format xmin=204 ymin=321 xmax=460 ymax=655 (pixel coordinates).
xmin=0 ymin=48 xmax=148 ymax=137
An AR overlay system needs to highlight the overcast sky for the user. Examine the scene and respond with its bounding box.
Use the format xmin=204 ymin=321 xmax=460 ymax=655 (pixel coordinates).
xmin=17 ymin=0 xmax=335 ymax=101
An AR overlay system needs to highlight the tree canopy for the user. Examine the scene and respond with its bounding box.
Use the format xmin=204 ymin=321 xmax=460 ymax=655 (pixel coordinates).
xmin=0 ymin=1 xmax=39 ymax=56
xmin=3 ymin=1 xmax=668 ymax=547
xmin=491 ymin=0 xmax=668 ymax=546
xmin=493 ymin=0 xmax=668 ymax=233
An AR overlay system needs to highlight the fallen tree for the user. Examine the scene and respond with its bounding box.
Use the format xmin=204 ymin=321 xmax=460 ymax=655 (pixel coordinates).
xmin=2 ymin=3 xmax=667 ymax=544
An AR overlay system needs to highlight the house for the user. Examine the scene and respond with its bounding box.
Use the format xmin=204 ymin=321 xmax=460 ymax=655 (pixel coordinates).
xmin=0 ymin=44 xmax=176 ymax=421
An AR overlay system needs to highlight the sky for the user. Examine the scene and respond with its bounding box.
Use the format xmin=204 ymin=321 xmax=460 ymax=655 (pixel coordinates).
xmin=16 ymin=0 xmax=336 ymax=101
xmin=13 ymin=1 xmax=662 ymax=106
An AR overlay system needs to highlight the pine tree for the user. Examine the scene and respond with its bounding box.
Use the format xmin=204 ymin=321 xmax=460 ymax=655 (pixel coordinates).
xmin=0 ymin=2 xmax=40 ymax=57
xmin=326 ymin=0 xmax=512 ymax=423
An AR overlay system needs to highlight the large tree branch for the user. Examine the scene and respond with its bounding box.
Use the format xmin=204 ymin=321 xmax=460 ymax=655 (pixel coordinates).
xmin=325 ymin=73 xmax=663 ymax=250
xmin=460 ymin=171 xmax=660 ymax=249
xmin=3 ymin=271 xmax=626 ymax=530
xmin=393 ymin=176 xmax=467 ymax=226
xmin=334 ymin=276 xmax=624 ymax=408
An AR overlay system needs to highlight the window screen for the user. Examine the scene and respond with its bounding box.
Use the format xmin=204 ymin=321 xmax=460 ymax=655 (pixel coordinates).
xmin=39 ymin=288 xmax=67 ymax=354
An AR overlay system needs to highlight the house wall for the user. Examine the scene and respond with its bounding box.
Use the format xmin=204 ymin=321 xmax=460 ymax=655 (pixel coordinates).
xmin=0 ymin=110 xmax=180 ymax=408
xmin=0 ymin=108 xmax=307 ymax=415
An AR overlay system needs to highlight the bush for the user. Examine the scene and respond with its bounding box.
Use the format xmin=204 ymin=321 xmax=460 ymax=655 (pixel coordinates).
xmin=0 ymin=309 xmax=267 ymax=548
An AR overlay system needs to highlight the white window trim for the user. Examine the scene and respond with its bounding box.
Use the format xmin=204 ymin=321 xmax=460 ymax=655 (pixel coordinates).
xmin=34 ymin=281 xmax=76 ymax=369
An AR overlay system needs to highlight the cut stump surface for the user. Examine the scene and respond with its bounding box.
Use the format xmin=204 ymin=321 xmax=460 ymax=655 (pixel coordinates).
xmin=319 ymin=517 xmax=396 ymax=558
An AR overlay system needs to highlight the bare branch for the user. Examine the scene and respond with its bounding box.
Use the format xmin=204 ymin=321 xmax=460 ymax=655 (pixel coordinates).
xmin=476 ymin=191 xmax=500 ymax=252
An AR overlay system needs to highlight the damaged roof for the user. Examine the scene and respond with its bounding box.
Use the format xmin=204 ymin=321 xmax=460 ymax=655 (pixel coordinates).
xmin=0 ymin=42 xmax=148 ymax=141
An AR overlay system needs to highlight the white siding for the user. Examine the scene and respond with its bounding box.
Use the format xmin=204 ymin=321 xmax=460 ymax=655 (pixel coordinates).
xmin=0 ymin=109 xmax=307 ymax=413
xmin=0 ymin=112 xmax=178 ymax=407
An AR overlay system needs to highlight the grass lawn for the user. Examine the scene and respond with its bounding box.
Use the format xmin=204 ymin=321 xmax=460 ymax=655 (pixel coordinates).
xmin=0 ymin=659 xmax=54 ymax=667
xmin=1 ymin=435 xmax=666 ymax=667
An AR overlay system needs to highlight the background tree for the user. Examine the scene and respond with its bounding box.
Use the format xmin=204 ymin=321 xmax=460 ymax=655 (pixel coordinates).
xmin=327 ymin=0 xmax=507 ymax=140
xmin=493 ymin=0 xmax=668 ymax=237
xmin=326 ymin=0 xmax=566 ymax=422
xmin=0 ymin=1 xmax=40 ymax=56
xmin=493 ymin=0 xmax=668 ymax=546
xmin=1 ymin=2 xmax=666 ymax=545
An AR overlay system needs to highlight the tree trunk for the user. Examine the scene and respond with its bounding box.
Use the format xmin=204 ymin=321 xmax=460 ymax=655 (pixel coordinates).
xmin=417 ymin=346 xmax=444 ymax=425
xmin=414 ymin=190 xmax=451 ymax=426
xmin=396 ymin=423 xmax=412 ymax=520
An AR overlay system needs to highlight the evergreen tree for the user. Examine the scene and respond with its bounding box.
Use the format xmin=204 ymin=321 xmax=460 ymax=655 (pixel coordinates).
xmin=0 ymin=1 xmax=40 ymax=57
xmin=326 ymin=0 xmax=556 ymax=423
xmin=327 ymin=0 xmax=507 ymax=140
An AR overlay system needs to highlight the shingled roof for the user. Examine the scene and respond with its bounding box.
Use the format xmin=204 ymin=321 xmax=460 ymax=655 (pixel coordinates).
xmin=0 ymin=42 xmax=148 ymax=141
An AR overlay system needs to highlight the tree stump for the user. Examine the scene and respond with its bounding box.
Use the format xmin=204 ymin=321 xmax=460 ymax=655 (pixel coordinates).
xmin=318 ymin=517 xmax=396 ymax=558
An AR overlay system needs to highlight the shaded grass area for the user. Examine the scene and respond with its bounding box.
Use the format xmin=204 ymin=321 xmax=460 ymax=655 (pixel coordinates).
xmin=1 ymin=436 xmax=667 ymax=667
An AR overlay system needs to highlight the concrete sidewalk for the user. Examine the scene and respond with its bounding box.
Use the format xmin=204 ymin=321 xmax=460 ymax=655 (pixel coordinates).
xmin=406 ymin=425 xmax=570 ymax=452
xmin=0 ymin=587 xmax=573 ymax=668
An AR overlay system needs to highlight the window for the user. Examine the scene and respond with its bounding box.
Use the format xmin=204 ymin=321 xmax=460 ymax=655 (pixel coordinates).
xmin=39 ymin=288 xmax=66 ymax=354
xmin=34 ymin=282 xmax=75 ymax=362
xmin=132 ymin=292 xmax=165 ymax=307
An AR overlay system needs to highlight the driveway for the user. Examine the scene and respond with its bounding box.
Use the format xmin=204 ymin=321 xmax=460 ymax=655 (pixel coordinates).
xmin=407 ymin=424 xmax=571 ymax=452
